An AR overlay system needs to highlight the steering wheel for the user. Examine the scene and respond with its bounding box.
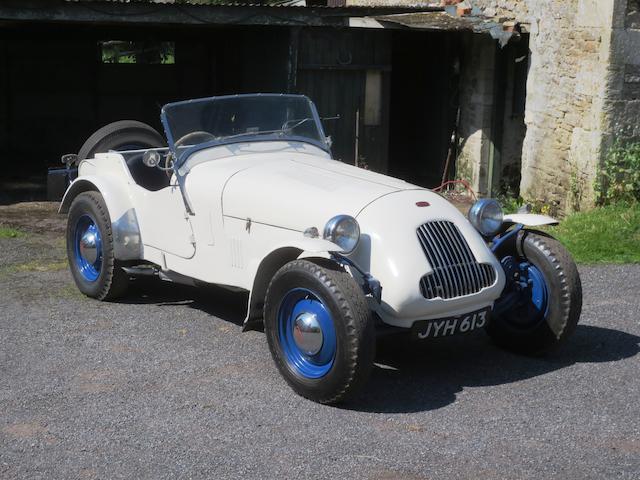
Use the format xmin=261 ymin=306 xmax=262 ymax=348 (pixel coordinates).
xmin=174 ymin=131 xmax=217 ymax=147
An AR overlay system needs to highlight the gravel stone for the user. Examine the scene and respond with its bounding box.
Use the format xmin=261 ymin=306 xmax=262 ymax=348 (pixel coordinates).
xmin=1 ymin=223 xmax=639 ymax=479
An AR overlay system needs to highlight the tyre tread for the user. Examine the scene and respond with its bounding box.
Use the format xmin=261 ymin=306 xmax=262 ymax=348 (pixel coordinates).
xmin=67 ymin=191 xmax=128 ymax=301
xmin=488 ymin=229 xmax=582 ymax=354
xmin=525 ymin=231 xmax=582 ymax=342
xmin=264 ymin=259 xmax=374 ymax=404
xmin=78 ymin=120 xmax=164 ymax=161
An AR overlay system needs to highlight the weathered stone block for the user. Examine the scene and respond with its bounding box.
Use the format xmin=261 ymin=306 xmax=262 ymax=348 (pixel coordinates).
xmin=625 ymin=0 xmax=640 ymax=29
xmin=613 ymin=29 xmax=640 ymax=65
xmin=575 ymin=60 xmax=602 ymax=97
xmin=623 ymin=64 xmax=640 ymax=99
xmin=576 ymin=0 xmax=614 ymax=28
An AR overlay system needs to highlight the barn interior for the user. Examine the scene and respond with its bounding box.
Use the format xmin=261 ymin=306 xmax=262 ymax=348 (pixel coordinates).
xmin=0 ymin=1 xmax=524 ymax=203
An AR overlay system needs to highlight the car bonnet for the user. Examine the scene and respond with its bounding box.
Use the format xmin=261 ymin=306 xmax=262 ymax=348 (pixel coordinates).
xmin=221 ymin=154 xmax=414 ymax=232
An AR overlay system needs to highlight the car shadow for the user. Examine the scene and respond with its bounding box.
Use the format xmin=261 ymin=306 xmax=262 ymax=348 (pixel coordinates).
xmin=113 ymin=278 xmax=639 ymax=414
xmin=119 ymin=277 xmax=248 ymax=327
xmin=346 ymin=325 xmax=640 ymax=413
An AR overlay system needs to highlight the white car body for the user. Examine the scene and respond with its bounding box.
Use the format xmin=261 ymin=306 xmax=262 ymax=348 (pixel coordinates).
xmin=60 ymin=137 xmax=557 ymax=331
xmin=59 ymin=94 xmax=582 ymax=403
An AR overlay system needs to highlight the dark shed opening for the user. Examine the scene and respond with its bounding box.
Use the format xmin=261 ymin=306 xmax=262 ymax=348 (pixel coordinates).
xmin=388 ymin=30 xmax=461 ymax=187
xmin=0 ymin=1 xmax=521 ymax=203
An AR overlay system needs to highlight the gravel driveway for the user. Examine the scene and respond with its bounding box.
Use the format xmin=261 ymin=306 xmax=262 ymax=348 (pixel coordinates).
xmin=1 ymin=205 xmax=639 ymax=479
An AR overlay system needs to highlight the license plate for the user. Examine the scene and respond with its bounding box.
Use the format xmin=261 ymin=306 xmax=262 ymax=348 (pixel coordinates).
xmin=411 ymin=307 xmax=491 ymax=340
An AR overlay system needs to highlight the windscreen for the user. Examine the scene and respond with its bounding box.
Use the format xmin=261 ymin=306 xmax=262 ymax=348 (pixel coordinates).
xmin=161 ymin=94 xmax=328 ymax=163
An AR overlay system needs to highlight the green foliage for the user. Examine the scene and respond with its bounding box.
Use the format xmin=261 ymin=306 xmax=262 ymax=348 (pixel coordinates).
xmin=596 ymin=141 xmax=640 ymax=205
xmin=569 ymin=160 xmax=590 ymax=212
xmin=496 ymin=194 xmax=556 ymax=216
xmin=0 ymin=227 xmax=23 ymax=239
xmin=100 ymin=41 xmax=175 ymax=65
xmin=544 ymin=203 xmax=640 ymax=264
xmin=497 ymin=193 xmax=524 ymax=214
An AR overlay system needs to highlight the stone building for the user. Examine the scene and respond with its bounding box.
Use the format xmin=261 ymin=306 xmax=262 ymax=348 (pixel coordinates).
xmin=2 ymin=0 xmax=638 ymax=212
xmin=353 ymin=0 xmax=640 ymax=213
xmin=474 ymin=0 xmax=640 ymax=213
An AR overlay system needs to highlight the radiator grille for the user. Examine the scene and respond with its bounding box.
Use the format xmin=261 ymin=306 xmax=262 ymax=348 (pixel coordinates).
xmin=417 ymin=221 xmax=496 ymax=300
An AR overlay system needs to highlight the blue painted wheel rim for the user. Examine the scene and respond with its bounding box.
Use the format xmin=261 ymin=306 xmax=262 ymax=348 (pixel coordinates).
xmin=497 ymin=256 xmax=549 ymax=328
xmin=526 ymin=263 xmax=549 ymax=319
xmin=277 ymin=288 xmax=337 ymax=379
xmin=73 ymin=214 xmax=103 ymax=282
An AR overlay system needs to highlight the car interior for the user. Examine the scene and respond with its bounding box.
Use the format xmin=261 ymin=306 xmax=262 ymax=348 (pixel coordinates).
xmin=121 ymin=150 xmax=172 ymax=192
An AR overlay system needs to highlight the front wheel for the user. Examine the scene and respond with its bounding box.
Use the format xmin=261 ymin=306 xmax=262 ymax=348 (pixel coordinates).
xmin=66 ymin=191 xmax=129 ymax=301
xmin=264 ymin=259 xmax=375 ymax=404
xmin=488 ymin=230 xmax=582 ymax=354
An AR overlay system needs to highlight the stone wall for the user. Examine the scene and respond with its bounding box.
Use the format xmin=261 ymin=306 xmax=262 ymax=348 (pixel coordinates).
xmin=472 ymin=0 xmax=616 ymax=213
xmin=455 ymin=31 xmax=527 ymax=198
xmin=456 ymin=34 xmax=495 ymax=196
xmin=607 ymin=1 xmax=640 ymax=142
xmin=348 ymin=0 xmax=634 ymax=212
xmin=468 ymin=0 xmax=528 ymax=22
xmin=523 ymin=1 xmax=613 ymax=212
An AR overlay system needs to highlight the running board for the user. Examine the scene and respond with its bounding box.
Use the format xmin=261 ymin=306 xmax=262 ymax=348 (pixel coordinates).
xmin=122 ymin=266 xmax=196 ymax=287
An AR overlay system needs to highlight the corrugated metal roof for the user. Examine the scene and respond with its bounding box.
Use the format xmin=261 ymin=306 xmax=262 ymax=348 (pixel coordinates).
xmin=62 ymin=0 xmax=444 ymax=9
xmin=63 ymin=0 xmax=306 ymax=6
xmin=6 ymin=0 xmax=481 ymax=30
xmin=374 ymin=11 xmax=519 ymax=46
xmin=64 ymin=0 xmax=298 ymax=5
xmin=376 ymin=11 xmax=475 ymax=31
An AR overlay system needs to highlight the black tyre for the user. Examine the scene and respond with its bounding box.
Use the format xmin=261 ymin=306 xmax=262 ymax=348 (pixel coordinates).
xmin=78 ymin=120 xmax=167 ymax=191
xmin=487 ymin=230 xmax=582 ymax=354
xmin=264 ymin=259 xmax=375 ymax=404
xmin=78 ymin=120 xmax=165 ymax=161
xmin=66 ymin=191 xmax=128 ymax=301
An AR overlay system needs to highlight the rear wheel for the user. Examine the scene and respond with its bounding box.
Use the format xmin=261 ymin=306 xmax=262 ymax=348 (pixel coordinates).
xmin=78 ymin=120 xmax=167 ymax=191
xmin=488 ymin=230 xmax=582 ymax=354
xmin=264 ymin=259 xmax=375 ymax=404
xmin=78 ymin=120 xmax=165 ymax=161
xmin=66 ymin=191 xmax=128 ymax=300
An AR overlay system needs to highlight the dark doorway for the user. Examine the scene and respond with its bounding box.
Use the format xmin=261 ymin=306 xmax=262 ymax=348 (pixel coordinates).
xmin=388 ymin=30 xmax=461 ymax=188
xmin=0 ymin=21 xmax=461 ymax=203
xmin=0 ymin=23 xmax=290 ymax=201
xmin=490 ymin=33 xmax=529 ymax=197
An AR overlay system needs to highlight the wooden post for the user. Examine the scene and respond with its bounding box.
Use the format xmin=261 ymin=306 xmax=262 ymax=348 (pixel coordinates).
xmin=287 ymin=27 xmax=300 ymax=93
xmin=354 ymin=109 xmax=360 ymax=166
xmin=0 ymin=39 xmax=9 ymax=154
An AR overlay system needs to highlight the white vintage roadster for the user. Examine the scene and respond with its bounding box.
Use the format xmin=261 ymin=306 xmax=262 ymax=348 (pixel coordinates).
xmin=60 ymin=94 xmax=582 ymax=404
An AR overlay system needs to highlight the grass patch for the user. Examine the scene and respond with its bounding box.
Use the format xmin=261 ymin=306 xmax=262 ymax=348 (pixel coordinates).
xmin=0 ymin=260 xmax=68 ymax=278
xmin=544 ymin=203 xmax=640 ymax=264
xmin=0 ymin=227 xmax=24 ymax=238
xmin=13 ymin=260 xmax=68 ymax=272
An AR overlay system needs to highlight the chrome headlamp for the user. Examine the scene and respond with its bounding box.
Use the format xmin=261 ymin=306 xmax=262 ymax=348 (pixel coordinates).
xmin=468 ymin=199 xmax=504 ymax=237
xmin=323 ymin=215 xmax=360 ymax=253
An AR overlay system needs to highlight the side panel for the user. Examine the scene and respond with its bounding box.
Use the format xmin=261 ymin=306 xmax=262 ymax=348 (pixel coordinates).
xmin=158 ymin=214 xmax=340 ymax=291
xmin=131 ymin=183 xmax=196 ymax=259
xmin=59 ymin=154 xmax=144 ymax=261
xmin=149 ymin=155 xmax=342 ymax=290
xmin=59 ymin=154 xmax=134 ymax=219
